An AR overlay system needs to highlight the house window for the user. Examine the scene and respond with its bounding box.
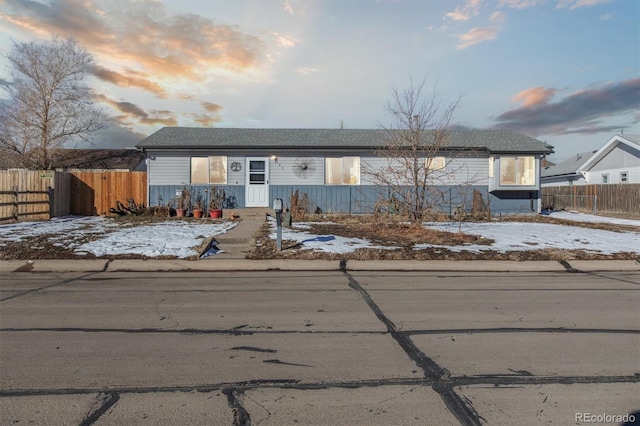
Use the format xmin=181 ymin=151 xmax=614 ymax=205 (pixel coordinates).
xmin=601 ymin=174 xmax=609 ymax=184
xmin=499 ymin=156 xmax=535 ymax=186
xmin=620 ymin=172 xmax=629 ymax=183
xmin=191 ymin=156 xmax=227 ymax=184
xmin=426 ymin=156 xmax=446 ymax=170
xmin=325 ymin=156 xmax=360 ymax=184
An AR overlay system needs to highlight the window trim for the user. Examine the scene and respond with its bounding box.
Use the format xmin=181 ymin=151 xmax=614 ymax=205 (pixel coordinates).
xmin=325 ymin=156 xmax=360 ymax=185
xmin=499 ymin=156 xmax=536 ymax=186
xmin=190 ymin=155 xmax=228 ymax=184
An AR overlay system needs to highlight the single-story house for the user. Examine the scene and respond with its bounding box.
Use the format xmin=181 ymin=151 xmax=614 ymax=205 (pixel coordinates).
xmin=136 ymin=127 xmax=553 ymax=215
xmin=541 ymin=134 xmax=640 ymax=186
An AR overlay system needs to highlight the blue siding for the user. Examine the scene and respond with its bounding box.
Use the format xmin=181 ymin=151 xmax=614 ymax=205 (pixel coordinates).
xmin=150 ymin=185 xmax=245 ymax=210
xmin=489 ymin=191 xmax=539 ymax=215
xmin=149 ymin=184 xmax=539 ymax=216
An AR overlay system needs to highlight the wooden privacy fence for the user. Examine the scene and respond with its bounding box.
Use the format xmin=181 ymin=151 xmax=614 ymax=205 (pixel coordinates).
xmin=69 ymin=171 xmax=146 ymax=216
xmin=0 ymin=170 xmax=67 ymax=222
xmin=542 ymin=184 xmax=640 ymax=215
xmin=0 ymin=170 xmax=147 ymax=222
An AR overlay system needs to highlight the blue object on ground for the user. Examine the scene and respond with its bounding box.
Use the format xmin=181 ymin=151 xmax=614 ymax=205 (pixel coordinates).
xmin=301 ymin=235 xmax=336 ymax=244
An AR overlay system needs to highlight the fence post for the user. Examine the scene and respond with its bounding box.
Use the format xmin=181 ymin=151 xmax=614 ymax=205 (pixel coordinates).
xmin=12 ymin=185 xmax=19 ymax=222
xmin=594 ymin=195 xmax=597 ymax=214
xmin=48 ymin=186 xmax=54 ymax=218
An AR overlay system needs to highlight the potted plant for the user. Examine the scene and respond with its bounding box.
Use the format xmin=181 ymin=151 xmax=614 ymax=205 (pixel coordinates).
xmin=175 ymin=186 xmax=191 ymax=218
xmin=208 ymin=186 xmax=225 ymax=218
xmin=193 ymin=191 xmax=204 ymax=219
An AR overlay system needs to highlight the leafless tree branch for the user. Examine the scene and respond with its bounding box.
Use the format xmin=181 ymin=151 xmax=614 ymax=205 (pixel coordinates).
xmin=0 ymin=37 xmax=104 ymax=169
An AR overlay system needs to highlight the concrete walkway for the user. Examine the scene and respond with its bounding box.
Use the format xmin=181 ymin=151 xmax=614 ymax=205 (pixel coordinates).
xmin=204 ymin=207 xmax=270 ymax=259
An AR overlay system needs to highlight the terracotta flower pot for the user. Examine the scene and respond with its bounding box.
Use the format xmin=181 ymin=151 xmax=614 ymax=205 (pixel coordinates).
xmin=193 ymin=209 xmax=204 ymax=219
xmin=176 ymin=208 xmax=186 ymax=217
xmin=209 ymin=209 xmax=223 ymax=218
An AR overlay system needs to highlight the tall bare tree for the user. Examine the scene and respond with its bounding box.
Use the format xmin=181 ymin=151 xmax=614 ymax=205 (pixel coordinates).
xmin=0 ymin=37 xmax=103 ymax=169
xmin=363 ymin=78 xmax=462 ymax=223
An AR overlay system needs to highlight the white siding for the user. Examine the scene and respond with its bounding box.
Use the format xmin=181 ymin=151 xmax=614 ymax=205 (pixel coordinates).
xmin=149 ymin=156 xmax=190 ymax=185
xmin=270 ymin=156 xmax=324 ymax=185
xmin=227 ymin=156 xmax=245 ymax=185
xmin=584 ymin=145 xmax=640 ymax=184
xmin=149 ymin=152 xmax=494 ymax=187
xmin=361 ymin=156 xmax=488 ymax=186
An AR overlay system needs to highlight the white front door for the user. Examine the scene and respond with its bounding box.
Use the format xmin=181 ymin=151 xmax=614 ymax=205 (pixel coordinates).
xmin=245 ymin=157 xmax=269 ymax=207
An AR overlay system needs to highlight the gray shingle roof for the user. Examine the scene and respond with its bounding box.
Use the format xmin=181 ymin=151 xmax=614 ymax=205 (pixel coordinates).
xmin=541 ymin=150 xmax=595 ymax=178
xmin=542 ymin=134 xmax=640 ymax=178
xmin=136 ymin=127 xmax=553 ymax=154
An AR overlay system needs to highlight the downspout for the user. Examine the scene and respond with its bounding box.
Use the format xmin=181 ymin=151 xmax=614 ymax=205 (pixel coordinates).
xmin=140 ymin=147 xmax=150 ymax=207
xmin=536 ymin=156 xmax=542 ymax=213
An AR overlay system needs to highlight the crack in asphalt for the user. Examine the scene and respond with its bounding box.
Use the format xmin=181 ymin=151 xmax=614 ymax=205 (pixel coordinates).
xmin=3 ymin=327 xmax=638 ymax=338
xmin=3 ymin=268 xmax=638 ymax=424
xmin=344 ymin=272 xmax=448 ymax=379
xmin=223 ymin=388 xmax=252 ymax=426
xmin=0 ymin=271 xmax=101 ymax=302
xmin=3 ymin=374 xmax=637 ymax=398
xmin=79 ymin=391 xmax=119 ymax=426
xmin=343 ymin=270 xmax=486 ymax=425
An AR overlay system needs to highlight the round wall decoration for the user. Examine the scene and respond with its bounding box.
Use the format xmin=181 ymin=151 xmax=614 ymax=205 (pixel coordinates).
xmin=292 ymin=157 xmax=316 ymax=179
xmin=230 ymin=161 xmax=242 ymax=172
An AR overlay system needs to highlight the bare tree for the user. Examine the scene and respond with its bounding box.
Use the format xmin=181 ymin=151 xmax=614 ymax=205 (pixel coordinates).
xmin=0 ymin=37 xmax=103 ymax=169
xmin=363 ymin=78 xmax=462 ymax=223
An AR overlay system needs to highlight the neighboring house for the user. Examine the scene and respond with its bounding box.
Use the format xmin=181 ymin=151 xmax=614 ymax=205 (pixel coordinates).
xmin=53 ymin=149 xmax=147 ymax=171
xmin=540 ymin=150 xmax=595 ymax=186
xmin=136 ymin=128 xmax=553 ymax=215
xmin=0 ymin=148 xmax=146 ymax=171
xmin=541 ymin=134 xmax=640 ymax=186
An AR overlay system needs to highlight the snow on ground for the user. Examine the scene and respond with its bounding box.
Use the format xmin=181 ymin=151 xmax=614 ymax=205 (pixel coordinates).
xmin=548 ymin=211 xmax=640 ymax=227
xmin=1 ymin=213 xmax=638 ymax=258
xmin=273 ymin=213 xmax=640 ymax=256
xmin=418 ymin=221 xmax=640 ymax=255
xmin=0 ymin=216 xmax=237 ymax=258
xmin=269 ymin=219 xmax=398 ymax=253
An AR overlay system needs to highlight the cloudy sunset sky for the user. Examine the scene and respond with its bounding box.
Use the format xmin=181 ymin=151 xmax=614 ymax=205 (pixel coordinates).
xmin=0 ymin=0 xmax=638 ymax=160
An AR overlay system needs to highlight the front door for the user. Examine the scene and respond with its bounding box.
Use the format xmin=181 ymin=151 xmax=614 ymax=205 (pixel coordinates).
xmin=245 ymin=157 xmax=269 ymax=207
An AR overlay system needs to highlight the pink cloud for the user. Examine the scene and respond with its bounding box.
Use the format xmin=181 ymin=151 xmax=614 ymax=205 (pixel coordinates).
xmin=456 ymin=27 xmax=499 ymax=49
xmin=513 ymin=87 xmax=558 ymax=107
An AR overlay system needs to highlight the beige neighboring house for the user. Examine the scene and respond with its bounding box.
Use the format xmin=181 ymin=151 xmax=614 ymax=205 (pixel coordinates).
xmin=541 ymin=134 xmax=640 ymax=186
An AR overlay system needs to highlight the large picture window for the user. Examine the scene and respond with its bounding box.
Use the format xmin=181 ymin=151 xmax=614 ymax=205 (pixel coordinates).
xmin=325 ymin=156 xmax=360 ymax=185
xmin=499 ymin=156 xmax=535 ymax=186
xmin=191 ymin=156 xmax=227 ymax=184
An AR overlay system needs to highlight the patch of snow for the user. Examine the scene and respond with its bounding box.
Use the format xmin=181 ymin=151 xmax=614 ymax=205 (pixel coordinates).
xmin=418 ymin=222 xmax=640 ymax=255
xmin=0 ymin=216 xmax=237 ymax=258
xmin=549 ymin=211 xmax=640 ymax=227
xmin=270 ymin=220 xmax=398 ymax=253
xmin=77 ymin=221 xmax=237 ymax=258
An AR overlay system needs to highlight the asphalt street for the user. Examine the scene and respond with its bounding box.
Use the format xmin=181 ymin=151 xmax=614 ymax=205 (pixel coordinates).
xmin=0 ymin=269 xmax=639 ymax=425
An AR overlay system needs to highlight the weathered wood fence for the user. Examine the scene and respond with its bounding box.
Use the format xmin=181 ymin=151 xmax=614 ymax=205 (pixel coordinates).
xmin=0 ymin=170 xmax=147 ymax=223
xmin=542 ymin=184 xmax=640 ymax=215
xmin=69 ymin=171 xmax=147 ymax=216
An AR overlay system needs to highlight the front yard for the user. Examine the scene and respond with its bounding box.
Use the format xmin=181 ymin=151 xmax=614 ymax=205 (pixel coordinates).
xmin=0 ymin=212 xmax=638 ymax=261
